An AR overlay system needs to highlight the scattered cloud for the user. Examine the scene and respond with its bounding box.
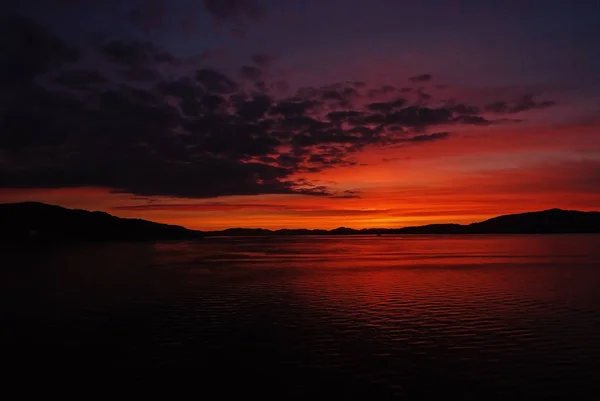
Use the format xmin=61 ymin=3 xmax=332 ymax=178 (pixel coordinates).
xmin=55 ymin=69 xmax=106 ymax=89
xmin=196 ymin=68 xmax=238 ymax=93
xmin=251 ymin=53 xmax=273 ymax=68
xmin=185 ymin=49 xmax=229 ymax=65
xmin=0 ymin=16 xmax=552 ymax=200
xmin=120 ymin=66 xmax=163 ymax=82
xmin=409 ymin=132 xmax=451 ymax=142
xmin=240 ymin=65 xmax=262 ymax=81
xmin=0 ymin=16 xmax=79 ymax=89
xmin=409 ymin=74 xmax=433 ymax=83
xmin=485 ymin=95 xmax=556 ymax=114
xmin=103 ymin=40 xmax=177 ymax=67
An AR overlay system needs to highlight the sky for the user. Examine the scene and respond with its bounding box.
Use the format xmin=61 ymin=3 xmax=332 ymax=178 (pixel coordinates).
xmin=1 ymin=0 xmax=600 ymax=230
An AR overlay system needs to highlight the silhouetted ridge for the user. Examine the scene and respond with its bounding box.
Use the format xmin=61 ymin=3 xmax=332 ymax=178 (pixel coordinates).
xmin=0 ymin=202 xmax=201 ymax=243
xmin=203 ymin=209 xmax=600 ymax=236
xmin=2 ymin=203 xmax=599 ymax=242
xmin=467 ymin=208 xmax=600 ymax=234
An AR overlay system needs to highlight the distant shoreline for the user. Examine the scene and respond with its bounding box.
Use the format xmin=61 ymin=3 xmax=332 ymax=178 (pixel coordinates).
xmin=202 ymin=232 xmax=600 ymax=238
xmin=1 ymin=202 xmax=600 ymax=243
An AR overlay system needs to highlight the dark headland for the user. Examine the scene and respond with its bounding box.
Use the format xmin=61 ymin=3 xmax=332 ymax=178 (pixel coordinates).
xmin=0 ymin=202 xmax=199 ymax=243
xmin=1 ymin=202 xmax=600 ymax=243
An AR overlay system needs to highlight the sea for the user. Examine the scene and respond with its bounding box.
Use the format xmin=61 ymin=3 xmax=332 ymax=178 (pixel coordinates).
xmin=2 ymin=235 xmax=600 ymax=399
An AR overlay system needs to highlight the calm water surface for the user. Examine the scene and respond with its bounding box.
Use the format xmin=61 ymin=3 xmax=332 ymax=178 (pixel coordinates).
xmin=2 ymin=235 xmax=600 ymax=399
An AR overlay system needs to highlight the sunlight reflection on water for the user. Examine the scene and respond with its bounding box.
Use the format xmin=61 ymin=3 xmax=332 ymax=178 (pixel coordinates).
xmin=2 ymin=235 xmax=600 ymax=398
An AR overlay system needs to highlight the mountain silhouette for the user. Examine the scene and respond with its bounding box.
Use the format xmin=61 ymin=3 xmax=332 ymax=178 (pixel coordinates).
xmin=0 ymin=202 xmax=200 ymax=243
xmin=1 ymin=203 xmax=599 ymax=243
xmin=204 ymin=208 xmax=600 ymax=236
xmin=466 ymin=208 xmax=600 ymax=234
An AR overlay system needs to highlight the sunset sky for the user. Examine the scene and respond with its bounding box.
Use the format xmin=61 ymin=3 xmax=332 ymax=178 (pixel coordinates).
xmin=1 ymin=0 xmax=599 ymax=230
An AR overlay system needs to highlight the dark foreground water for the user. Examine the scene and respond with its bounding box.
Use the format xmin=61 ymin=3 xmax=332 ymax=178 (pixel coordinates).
xmin=2 ymin=235 xmax=600 ymax=399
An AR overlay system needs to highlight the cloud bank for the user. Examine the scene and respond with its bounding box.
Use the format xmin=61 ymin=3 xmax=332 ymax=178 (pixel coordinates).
xmin=0 ymin=16 xmax=556 ymax=199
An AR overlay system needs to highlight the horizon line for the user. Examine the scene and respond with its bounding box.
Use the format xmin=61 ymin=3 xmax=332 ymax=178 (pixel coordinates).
xmin=1 ymin=202 xmax=593 ymax=232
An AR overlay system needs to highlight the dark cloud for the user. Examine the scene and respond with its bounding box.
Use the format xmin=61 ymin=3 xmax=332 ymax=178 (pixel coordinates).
xmin=121 ymin=66 xmax=162 ymax=82
xmin=408 ymin=132 xmax=451 ymax=142
xmin=366 ymin=85 xmax=399 ymax=98
xmin=0 ymin=20 xmax=527 ymax=200
xmin=55 ymin=69 xmax=106 ymax=89
xmin=366 ymin=98 xmax=407 ymax=112
xmin=452 ymin=115 xmax=494 ymax=125
xmin=0 ymin=16 xmax=79 ymax=89
xmin=281 ymin=116 xmax=329 ymax=132
xmin=0 ymin=85 xmax=305 ymax=198
xmin=326 ymin=111 xmax=361 ymax=123
xmin=196 ymin=68 xmax=238 ymax=93
xmin=271 ymin=100 xmax=319 ymax=117
xmin=185 ymin=49 xmax=229 ymax=65
xmin=251 ymin=53 xmax=273 ymax=68
xmin=366 ymin=89 xmax=380 ymax=98
xmin=415 ymin=89 xmax=432 ymax=102
xmin=349 ymin=81 xmax=367 ymax=89
xmin=201 ymin=94 xmax=227 ymax=112
xmin=254 ymin=80 xmax=267 ymax=92
xmin=409 ymin=74 xmax=433 ymax=83
xmin=310 ymin=84 xmax=360 ymax=109
xmin=240 ymin=65 xmax=262 ymax=81
xmin=449 ymin=103 xmax=481 ymax=115
xmin=103 ymin=40 xmax=176 ymax=67
xmin=331 ymin=190 xmax=361 ymax=199
xmin=235 ymin=94 xmax=272 ymax=120
xmin=0 ymin=86 xmax=87 ymax=150
xmin=272 ymin=80 xmax=289 ymax=93
xmin=484 ymin=95 xmax=556 ymax=114
xmin=321 ymin=91 xmax=343 ymax=101
xmin=179 ymin=98 xmax=201 ymax=116
xmin=156 ymin=77 xmax=203 ymax=100
xmin=380 ymin=106 xmax=453 ymax=127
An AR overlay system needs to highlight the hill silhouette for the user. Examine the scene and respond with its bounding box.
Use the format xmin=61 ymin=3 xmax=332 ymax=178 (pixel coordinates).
xmin=466 ymin=208 xmax=600 ymax=234
xmin=0 ymin=202 xmax=200 ymax=243
xmin=1 ymin=203 xmax=599 ymax=243
xmin=205 ymin=208 xmax=600 ymax=236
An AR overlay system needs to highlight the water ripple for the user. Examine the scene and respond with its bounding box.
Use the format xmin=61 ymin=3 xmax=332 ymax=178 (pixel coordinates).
xmin=2 ymin=235 xmax=600 ymax=399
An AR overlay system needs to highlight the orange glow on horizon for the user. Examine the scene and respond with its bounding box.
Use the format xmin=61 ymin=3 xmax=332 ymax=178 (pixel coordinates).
xmin=2 ymin=121 xmax=600 ymax=231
